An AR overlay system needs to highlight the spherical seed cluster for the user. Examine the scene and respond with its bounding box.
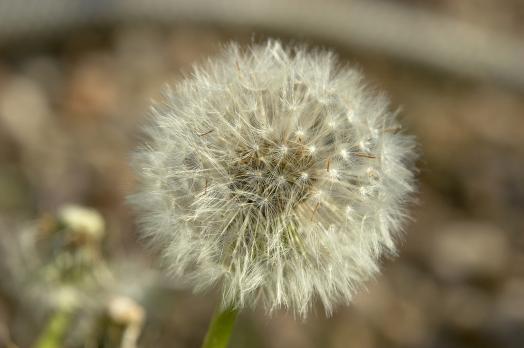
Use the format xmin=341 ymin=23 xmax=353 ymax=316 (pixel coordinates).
xmin=130 ymin=41 xmax=416 ymax=317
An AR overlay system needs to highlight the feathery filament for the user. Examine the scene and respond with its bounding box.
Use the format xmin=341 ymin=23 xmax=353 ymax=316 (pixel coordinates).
xmin=130 ymin=40 xmax=417 ymax=317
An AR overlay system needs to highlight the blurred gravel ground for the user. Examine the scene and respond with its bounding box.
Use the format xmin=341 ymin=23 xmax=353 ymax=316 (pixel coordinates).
xmin=0 ymin=5 xmax=523 ymax=348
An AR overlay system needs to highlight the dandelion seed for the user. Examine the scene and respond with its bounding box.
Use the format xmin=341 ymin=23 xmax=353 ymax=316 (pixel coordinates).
xmin=130 ymin=40 xmax=417 ymax=317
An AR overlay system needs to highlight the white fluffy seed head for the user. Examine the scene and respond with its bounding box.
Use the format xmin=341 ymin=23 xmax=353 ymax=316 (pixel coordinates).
xmin=130 ymin=40 xmax=417 ymax=317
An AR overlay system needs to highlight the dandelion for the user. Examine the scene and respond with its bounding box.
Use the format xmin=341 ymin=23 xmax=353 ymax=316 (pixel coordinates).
xmin=130 ymin=40 xmax=416 ymax=346
xmin=58 ymin=204 xmax=106 ymax=241
xmin=0 ymin=205 xmax=109 ymax=348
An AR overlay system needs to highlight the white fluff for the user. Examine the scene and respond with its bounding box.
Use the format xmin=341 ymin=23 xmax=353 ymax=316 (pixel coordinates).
xmin=130 ymin=41 xmax=417 ymax=317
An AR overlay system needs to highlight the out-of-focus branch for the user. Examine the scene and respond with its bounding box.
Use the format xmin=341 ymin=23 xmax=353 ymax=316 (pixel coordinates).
xmin=34 ymin=308 xmax=73 ymax=348
xmin=1 ymin=0 xmax=524 ymax=89
xmin=0 ymin=321 xmax=19 ymax=348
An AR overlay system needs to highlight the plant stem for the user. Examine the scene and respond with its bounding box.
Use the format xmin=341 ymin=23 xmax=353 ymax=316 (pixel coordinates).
xmin=201 ymin=306 xmax=238 ymax=348
xmin=34 ymin=308 xmax=72 ymax=348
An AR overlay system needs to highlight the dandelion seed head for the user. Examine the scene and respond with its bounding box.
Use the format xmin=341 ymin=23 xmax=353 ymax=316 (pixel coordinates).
xmin=130 ymin=40 xmax=417 ymax=317
xmin=59 ymin=204 xmax=105 ymax=240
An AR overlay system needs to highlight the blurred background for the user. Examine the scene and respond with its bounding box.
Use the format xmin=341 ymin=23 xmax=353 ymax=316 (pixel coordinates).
xmin=0 ymin=0 xmax=523 ymax=347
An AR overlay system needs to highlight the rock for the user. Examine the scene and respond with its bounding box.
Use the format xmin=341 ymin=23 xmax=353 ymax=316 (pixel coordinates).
xmin=495 ymin=279 xmax=524 ymax=322
xmin=0 ymin=77 xmax=51 ymax=149
xmin=430 ymin=221 xmax=509 ymax=280
xmin=442 ymin=286 xmax=491 ymax=330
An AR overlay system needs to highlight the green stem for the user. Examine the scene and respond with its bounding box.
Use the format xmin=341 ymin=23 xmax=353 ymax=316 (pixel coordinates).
xmin=201 ymin=306 xmax=239 ymax=348
xmin=34 ymin=308 xmax=73 ymax=348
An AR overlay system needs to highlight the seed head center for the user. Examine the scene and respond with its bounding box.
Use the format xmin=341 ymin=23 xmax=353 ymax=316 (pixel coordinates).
xmin=229 ymin=139 xmax=315 ymax=215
